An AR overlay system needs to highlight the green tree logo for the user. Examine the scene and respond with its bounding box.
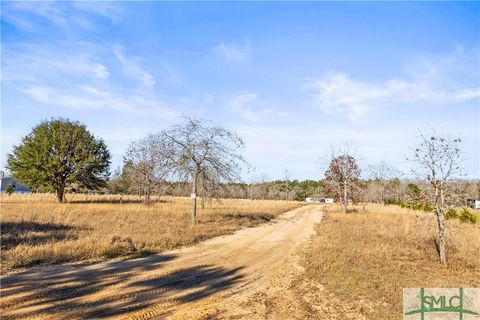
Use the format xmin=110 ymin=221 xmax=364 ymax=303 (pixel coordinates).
xmin=404 ymin=288 xmax=479 ymax=319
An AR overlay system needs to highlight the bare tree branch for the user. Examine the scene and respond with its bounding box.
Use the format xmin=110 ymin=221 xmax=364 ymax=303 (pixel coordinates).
xmin=410 ymin=129 xmax=463 ymax=264
xmin=161 ymin=117 xmax=248 ymax=222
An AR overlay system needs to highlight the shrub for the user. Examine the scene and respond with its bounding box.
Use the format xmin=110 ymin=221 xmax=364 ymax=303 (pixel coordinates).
xmin=458 ymin=208 xmax=477 ymax=224
xmin=398 ymin=201 xmax=433 ymax=212
xmin=5 ymin=184 xmax=15 ymax=196
xmin=445 ymin=208 xmax=458 ymax=220
xmin=423 ymin=203 xmax=434 ymax=212
xmin=102 ymin=236 xmax=137 ymax=258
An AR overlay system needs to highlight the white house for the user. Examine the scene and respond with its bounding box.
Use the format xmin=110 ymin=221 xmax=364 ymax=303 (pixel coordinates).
xmin=467 ymin=199 xmax=480 ymax=210
xmin=305 ymin=197 xmax=334 ymax=204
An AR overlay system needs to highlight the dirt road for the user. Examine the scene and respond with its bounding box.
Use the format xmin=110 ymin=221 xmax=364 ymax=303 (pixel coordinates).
xmin=1 ymin=205 xmax=323 ymax=320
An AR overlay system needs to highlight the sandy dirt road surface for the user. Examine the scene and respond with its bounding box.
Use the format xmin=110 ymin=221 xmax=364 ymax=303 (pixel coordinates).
xmin=1 ymin=205 xmax=323 ymax=320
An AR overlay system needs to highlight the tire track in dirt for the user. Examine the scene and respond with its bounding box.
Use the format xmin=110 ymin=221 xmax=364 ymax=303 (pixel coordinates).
xmin=0 ymin=205 xmax=323 ymax=319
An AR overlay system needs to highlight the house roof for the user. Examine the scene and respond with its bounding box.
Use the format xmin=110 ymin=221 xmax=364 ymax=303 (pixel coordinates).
xmin=1 ymin=177 xmax=30 ymax=192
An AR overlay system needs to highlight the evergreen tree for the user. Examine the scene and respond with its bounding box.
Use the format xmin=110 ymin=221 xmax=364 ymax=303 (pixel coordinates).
xmin=7 ymin=119 xmax=111 ymax=202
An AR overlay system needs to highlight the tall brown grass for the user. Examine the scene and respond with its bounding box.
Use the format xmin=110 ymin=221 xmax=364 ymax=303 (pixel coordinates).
xmin=1 ymin=193 xmax=304 ymax=270
xmin=300 ymin=203 xmax=480 ymax=319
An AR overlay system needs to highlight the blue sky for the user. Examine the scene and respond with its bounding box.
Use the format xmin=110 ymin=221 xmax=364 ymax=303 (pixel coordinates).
xmin=1 ymin=1 xmax=479 ymax=180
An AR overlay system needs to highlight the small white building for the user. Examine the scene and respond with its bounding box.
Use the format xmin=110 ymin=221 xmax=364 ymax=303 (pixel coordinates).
xmin=467 ymin=199 xmax=480 ymax=210
xmin=305 ymin=197 xmax=334 ymax=204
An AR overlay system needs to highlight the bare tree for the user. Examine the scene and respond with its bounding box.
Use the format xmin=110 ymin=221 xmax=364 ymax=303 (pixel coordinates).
xmin=282 ymin=168 xmax=292 ymax=201
xmin=368 ymin=161 xmax=403 ymax=205
xmin=323 ymin=145 xmax=361 ymax=214
xmin=162 ymin=117 xmax=247 ymax=223
xmin=246 ymin=172 xmax=271 ymax=200
xmin=410 ymin=130 xmax=462 ymax=264
xmin=124 ymin=134 xmax=170 ymax=203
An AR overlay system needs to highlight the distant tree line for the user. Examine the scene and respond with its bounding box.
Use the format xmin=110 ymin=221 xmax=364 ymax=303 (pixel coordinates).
xmin=108 ymin=174 xmax=326 ymax=202
xmin=107 ymin=168 xmax=479 ymax=205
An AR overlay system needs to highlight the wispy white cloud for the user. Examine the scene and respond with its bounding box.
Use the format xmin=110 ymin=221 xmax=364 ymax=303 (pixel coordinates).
xmin=93 ymin=63 xmax=110 ymax=79
xmin=2 ymin=1 xmax=123 ymax=32
xmin=227 ymin=92 xmax=260 ymax=121
xmin=1 ymin=10 xmax=35 ymax=31
xmin=235 ymin=123 xmax=425 ymax=179
xmin=72 ymin=1 xmax=123 ymax=22
xmin=2 ymin=43 xmax=178 ymax=119
xmin=160 ymin=60 xmax=183 ymax=85
xmin=304 ymin=50 xmax=480 ymax=120
xmin=203 ymin=93 xmax=215 ymax=105
xmin=226 ymin=92 xmax=286 ymax=122
xmin=304 ymin=73 xmax=410 ymax=120
xmin=20 ymin=85 xmax=179 ymax=119
xmin=10 ymin=1 xmax=70 ymax=30
xmin=113 ymin=45 xmax=156 ymax=87
xmin=212 ymin=40 xmax=251 ymax=63
xmin=2 ymin=47 xmax=110 ymax=82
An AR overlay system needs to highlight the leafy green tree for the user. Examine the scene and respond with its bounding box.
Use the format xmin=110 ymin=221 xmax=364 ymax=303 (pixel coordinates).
xmin=406 ymin=183 xmax=421 ymax=203
xmin=458 ymin=207 xmax=477 ymax=224
xmin=108 ymin=164 xmax=132 ymax=195
xmin=5 ymin=184 xmax=15 ymax=195
xmin=7 ymin=119 xmax=111 ymax=202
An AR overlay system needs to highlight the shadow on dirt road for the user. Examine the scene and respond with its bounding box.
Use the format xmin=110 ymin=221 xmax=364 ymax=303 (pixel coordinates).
xmin=1 ymin=253 xmax=243 ymax=319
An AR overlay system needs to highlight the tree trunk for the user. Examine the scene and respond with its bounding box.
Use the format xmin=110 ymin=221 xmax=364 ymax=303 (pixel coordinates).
xmin=435 ymin=186 xmax=447 ymax=264
xmin=285 ymin=181 xmax=288 ymax=201
xmin=436 ymin=208 xmax=447 ymax=264
xmin=56 ymin=186 xmax=65 ymax=203
xmin=191 ymin=176 xmax=197 ymax=224
xmin=342 ymin=182 xmax=347 ymax=214
xmin=143 ymin=174 xmax=151 ymax=203
xmin=144 ymin=188 xmax=150 ymax=203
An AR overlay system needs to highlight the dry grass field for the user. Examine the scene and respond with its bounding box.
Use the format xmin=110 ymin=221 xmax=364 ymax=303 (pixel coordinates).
xmin=0 ymin=193 xmax=304 ymax=270
xmin=299 ymin=203 xmax=480 ymax=319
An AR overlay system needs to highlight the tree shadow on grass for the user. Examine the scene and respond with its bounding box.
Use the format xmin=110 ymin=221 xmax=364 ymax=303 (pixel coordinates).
xmin=1 ymin=253 xmax=244 ymax=320
xmin=1 ymin=221 xmax=87 ymax=250
xmin=66 ymin=199 xmax=167 ymax=204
